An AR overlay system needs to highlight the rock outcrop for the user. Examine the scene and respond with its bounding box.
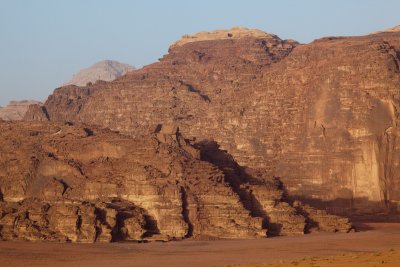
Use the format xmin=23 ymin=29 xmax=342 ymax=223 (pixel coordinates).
xmin=0 ymin=100 xmax=42 ymax=121
xmin=25 ymin=27 xmax=400 ymax=216
xmin=374 ymin=25 xmax=400 ymax=34
xmin=65 ymin=60 xmax=135 ymax=86
xmin=170 ymin=26 xmax=282 ymax=49
xmin=0 ymin=121 xmax=352 ymax=242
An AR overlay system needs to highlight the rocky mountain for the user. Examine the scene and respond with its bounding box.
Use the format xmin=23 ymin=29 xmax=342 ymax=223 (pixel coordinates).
xmin=0 ymin=100 xmax=42 ymax=121
xmin=378 ymin=25 xmax=400 ymax=33
xmin=25 ymin=26 xmax=400 ymax=216
xmin=65 ymin=60 xmax=135 ymax=86
xmin=0 ymin=120 xmax=351 ymax=242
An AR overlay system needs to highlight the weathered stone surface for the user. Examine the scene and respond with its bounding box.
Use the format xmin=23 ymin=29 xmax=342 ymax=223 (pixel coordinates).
xmin=0 ymin=199 xmax=149 ymax=242
xmin=0 ymin=121 xmax=350 ymax=242
xmin=0 ymin=100 xmax=42 ymax=121
xmin=293 ymin=201 xmax=353 ymax=233
xmin=27 ymin=28 xmax=400 ymax=215
xmin=24 ymin=104 xmax=49 ymax=121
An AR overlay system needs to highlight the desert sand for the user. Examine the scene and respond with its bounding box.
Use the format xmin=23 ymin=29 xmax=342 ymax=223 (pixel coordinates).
xmin=0 ymin=222 xmax=399 ymax=267
xmin=240 ymin=250 xmax=400 ymax=267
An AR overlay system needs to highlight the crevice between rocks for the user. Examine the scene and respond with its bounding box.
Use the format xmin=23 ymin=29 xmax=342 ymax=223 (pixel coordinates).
xmin=180 ymin=186 xmax=193 ymax=238
xmin=195 ymin=140 xmax=279 ymax=234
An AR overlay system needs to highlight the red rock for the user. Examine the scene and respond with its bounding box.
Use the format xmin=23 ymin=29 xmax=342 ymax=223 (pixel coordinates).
xmin=0 ymin=121 xmax=351 ymax=242
xmin=25 ymin=28 xmax=400 ymax=215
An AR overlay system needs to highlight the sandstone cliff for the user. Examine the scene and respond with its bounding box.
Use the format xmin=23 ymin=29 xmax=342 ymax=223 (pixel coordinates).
xmin=0 ymin=100 xmax=42 ymax=121
xmin=65 ymin=60 xmax=135 ymax=86
xmin=0 ymin=121 xmax=351 ymax=242
xmin=25 ymin=27 xmax=400 ymax=215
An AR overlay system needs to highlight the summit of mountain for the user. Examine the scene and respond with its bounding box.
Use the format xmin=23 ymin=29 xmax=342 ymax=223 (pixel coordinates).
xmin=65 ymin=60 xmax=135 ymax=86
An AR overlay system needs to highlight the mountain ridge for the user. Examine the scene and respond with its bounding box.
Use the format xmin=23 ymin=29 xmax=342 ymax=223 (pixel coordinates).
xmin=65 ymin=60 xmax=135 ymax=86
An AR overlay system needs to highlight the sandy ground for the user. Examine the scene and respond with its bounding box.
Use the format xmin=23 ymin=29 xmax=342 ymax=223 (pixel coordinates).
xmin=239 ymin=250 xmax=400 ymax=267
xmin=0 ymin=223 xmax=399 ymax=267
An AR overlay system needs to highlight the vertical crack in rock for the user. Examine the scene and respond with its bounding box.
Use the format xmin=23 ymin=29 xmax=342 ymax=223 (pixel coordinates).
xmin=94 ymin=207 xmax=106 ymax=242
xmin=180 ymin=186 xmax=193 ymax=238
xmin=380 ymin=129 xmax=397 ymax=208
xmin=76 ymin=210 xmax=82 ymax=238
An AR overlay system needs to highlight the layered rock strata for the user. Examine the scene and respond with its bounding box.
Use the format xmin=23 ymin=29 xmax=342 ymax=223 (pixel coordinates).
xmin=25 ymin=27 xmax=400 ymax=215
xmin=0 ymin=121 xmax=351 ymax=242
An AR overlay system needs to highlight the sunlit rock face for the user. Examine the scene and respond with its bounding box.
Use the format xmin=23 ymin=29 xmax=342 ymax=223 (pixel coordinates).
xmin=0 ymin=121 xmax=351 ymax=242
xmin=25 ymin=27 xmax=400 ymax=215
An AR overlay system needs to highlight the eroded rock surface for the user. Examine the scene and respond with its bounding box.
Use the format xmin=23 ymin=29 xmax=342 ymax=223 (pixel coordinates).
xmin=0 ymin=121 xmax=351 ymax=242
xmin=0 ymin=100 xmax=42 ymax=121
xmin=25 ymin=27 xmax=400 ymax=215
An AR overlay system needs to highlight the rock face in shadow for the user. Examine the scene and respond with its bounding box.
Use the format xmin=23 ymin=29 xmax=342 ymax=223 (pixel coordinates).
xmin=0 ymin=121 xmax=351 ymax=242
xmin=24 ymin=28 xmax=400 ymax=215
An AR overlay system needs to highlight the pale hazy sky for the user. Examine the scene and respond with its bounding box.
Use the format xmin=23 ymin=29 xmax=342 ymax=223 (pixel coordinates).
xmin=0 ymin=0 xmax=399 ymax=106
